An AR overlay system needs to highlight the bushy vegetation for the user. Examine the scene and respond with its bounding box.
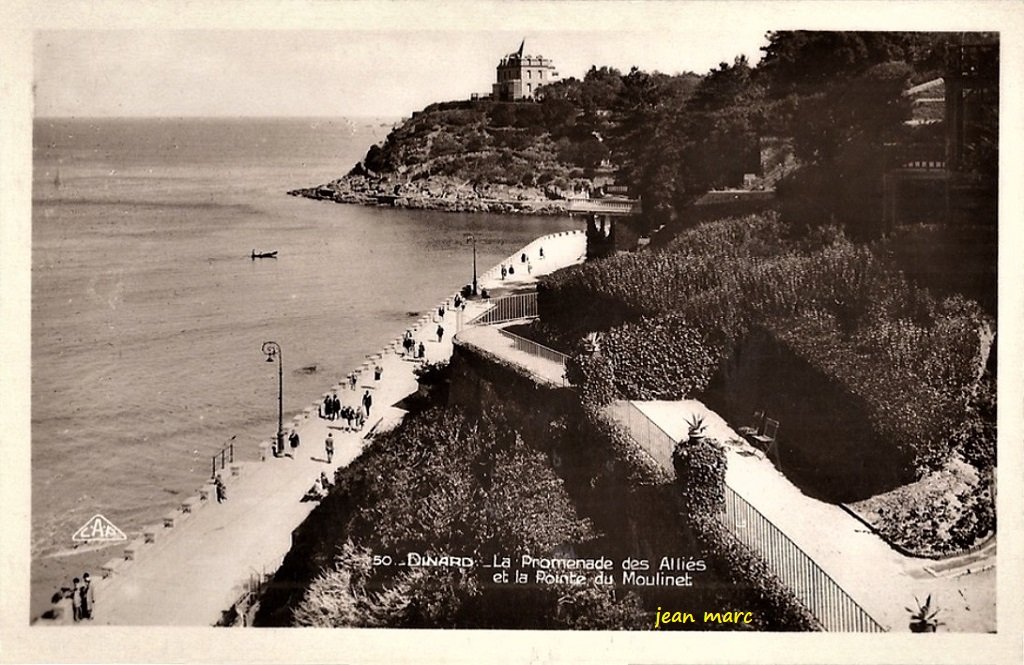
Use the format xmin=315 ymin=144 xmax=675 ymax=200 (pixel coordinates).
xmin=290 ymin=406 xmax=654 ymax=628
xmin=543 ymin=213 xmax=994 ymax=481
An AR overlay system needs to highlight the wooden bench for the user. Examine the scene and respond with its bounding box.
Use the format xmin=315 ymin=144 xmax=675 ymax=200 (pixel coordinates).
xmin=163 ymin=511 xmax=180 ymax=528
xmin=229 ymin=463 xmax=242 ymax=477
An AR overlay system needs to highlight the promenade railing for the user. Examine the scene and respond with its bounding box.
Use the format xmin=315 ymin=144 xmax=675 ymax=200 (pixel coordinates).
xmin=566 ymin=198 xmax=642 ymax=216
xmin=605 ymin=400 xmax=676 ymax=471
xmin=496 ymin=328 xmax=568 ymax=385
xmin=605 ymin=400 xmax=885 ymax=633
xmin=211 ymin=438 xmax=235 ymax=479
xmin=467 ymin=291 xmax=539 ymax=326
xmin=720 ymin=485 xmax=886 ymax=632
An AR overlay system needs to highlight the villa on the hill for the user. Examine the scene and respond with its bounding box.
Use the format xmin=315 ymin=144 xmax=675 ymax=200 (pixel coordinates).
xmin=491 ymin=40 xmax=559 ymax=101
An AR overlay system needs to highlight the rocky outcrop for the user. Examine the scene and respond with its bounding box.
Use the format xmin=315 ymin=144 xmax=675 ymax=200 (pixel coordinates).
xmin=288 ymin=174 xmax=569 ymax=216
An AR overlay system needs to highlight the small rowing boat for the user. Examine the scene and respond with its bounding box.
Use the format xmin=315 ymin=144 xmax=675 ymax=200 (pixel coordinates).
xmin=251 ymin=250 xmax=278 ymax=259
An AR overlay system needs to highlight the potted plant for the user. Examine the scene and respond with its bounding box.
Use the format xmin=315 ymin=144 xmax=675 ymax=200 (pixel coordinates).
xmin=907 ymin=594 xmax=943 ymax=632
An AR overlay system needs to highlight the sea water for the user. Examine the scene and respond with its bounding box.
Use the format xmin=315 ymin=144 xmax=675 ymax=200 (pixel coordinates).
xmin=30 ymin=117 xmax=577 ymax=614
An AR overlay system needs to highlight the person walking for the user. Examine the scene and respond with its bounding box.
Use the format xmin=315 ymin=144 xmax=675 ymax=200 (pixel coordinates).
xmin=324 ymin=432 xmax=334 ymax=464
xmin=436 ymin=324 xmax=445 ymax=343
xmin=215 ymin=475 xmax=227 ymax=503
xmin=362 ymin=390 xmax=373 ymax=418
xmin=80 ymin=573 xmax=94 ymax=620
xmin=437 ymin=305 xmax=445 ymax=319
xmin=289 ymin=429 xmax=300 ymax=451
xmin=350 ymin=373 xmax=357 ymax=390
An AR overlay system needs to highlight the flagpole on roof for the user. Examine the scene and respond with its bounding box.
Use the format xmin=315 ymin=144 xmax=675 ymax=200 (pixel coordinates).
xmin=517 ymin=39 xmax=524 ymax=57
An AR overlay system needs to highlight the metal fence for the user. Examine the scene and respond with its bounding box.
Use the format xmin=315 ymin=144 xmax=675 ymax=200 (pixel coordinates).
xmin=718 ymin=485 xmax=886 ymax=632
xmin=605 ymin=400 xmax=885 ymax=633
xmin=211 ymin=438 xmax=235 ymax=478
xmin=497 ymin=328 xmax=568 ymax=385
xmin=604 ymin=400 xmax=676 ymax=471
xmin=468 ymin=291 xmax=539 ymax=326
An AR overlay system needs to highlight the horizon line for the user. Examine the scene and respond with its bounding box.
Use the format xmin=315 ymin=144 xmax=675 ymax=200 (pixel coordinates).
xmin=33 ymin=114 xmax=403 ymax=120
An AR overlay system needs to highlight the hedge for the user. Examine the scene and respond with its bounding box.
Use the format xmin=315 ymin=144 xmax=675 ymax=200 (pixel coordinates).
xmin=540 ymin=213 xmax=995 ymax=476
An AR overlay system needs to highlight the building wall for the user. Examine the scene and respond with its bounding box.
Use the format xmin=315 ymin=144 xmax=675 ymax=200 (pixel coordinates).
xmin=494 ymin=54 xmax=557 ymax=101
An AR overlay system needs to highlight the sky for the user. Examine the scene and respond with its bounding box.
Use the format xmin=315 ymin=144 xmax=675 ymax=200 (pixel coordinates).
xmin=33 ymin=25 xmax=770 ymax=118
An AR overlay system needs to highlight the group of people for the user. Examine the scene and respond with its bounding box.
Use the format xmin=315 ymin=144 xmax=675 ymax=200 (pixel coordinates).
xmin=500 ymin=247 xmax=544 ymax=281
xmin=44 ymin=572 xmax=95 ymax=624
xmin=322 ymin=393 xmax=368 ymax=431
xmin=402 ymin=330 xmax=426 ymax=359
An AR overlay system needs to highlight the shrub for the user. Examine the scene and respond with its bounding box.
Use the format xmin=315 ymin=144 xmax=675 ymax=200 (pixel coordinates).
xmin=601 ymin=314 xmax=719 ymax=400
xmin=672 ymin=417 xmax=727 ymax=514
xmin=292 ymin=406 xmax=595 ymax=627
xmin=565 ymin=345 xmax=616 ymax=408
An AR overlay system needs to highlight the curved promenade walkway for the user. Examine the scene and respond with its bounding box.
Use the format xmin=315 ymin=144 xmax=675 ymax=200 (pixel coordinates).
xmin=77 ymin=230 xmax=585 ymax=626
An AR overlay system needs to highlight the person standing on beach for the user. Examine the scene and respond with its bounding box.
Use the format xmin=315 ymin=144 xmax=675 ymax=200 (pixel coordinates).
xmin=436 ymin=324 xmax=445 ymax=343
xmin=527 ymin=259 xmax=533 ymax=274
xmin=417 ymin=341 xmax=425 ymax=359
xmin=374 ymin=364 xmax=383 ymax=381
xmin=501 ymin=265 xmax=507 ymax=280
xmin=70 ymin=578 xmax=82 ymax=622
xmin=322 ymin=394 xmax=331 ymax=419
xmin=215 ymin=475 xmax=227 ymax=503
xmin=350 ymin=373 xmax=357 ymax=390
xmin=332 ymin=394 xmax=342 ymax=421
xmin=362 ymin=390 xmax=373 ymax=418
xmin=289 ymin=429 xmax=300 ymax=451
xmin=325 ymin=432 xmax=334 ymax=464
xmin=80 ymin=573 xmax=94 ymax=620
xmin=539 ymin=246 xmax=544 ymax=259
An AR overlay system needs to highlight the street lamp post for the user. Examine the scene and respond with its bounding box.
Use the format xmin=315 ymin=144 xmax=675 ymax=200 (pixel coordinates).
xmin=262 ymin=341 xmax=284 ymax=456
xmin=466 ymin=234 xmax=478 ymax=295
